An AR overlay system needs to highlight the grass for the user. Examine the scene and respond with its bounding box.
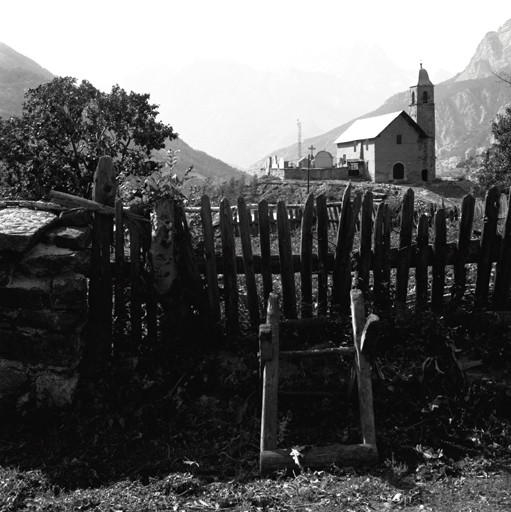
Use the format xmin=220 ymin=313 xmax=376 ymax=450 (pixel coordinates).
xmin=1 ymin=306 xmax=511 ymax=511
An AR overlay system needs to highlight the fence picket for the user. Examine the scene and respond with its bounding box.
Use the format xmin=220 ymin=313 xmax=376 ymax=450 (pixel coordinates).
xmin=238 ymin=196 xmax=260 ymax=325
xmin=300 ymin=194 xmax=315 ymax=318
xmin=493 ymin=187 xmax=511 ymax=310
xmin=453 ymin=194 xmax=475 ymax=304
xmin=431 ymin=209 xmax=447 ymax=312
xmin=201 ymin=195 xmax=221 ymax=322
xmin=88 ymin=156 xmax=115 ymax=365
xmin=220 ymin=197 xmax=239 ymax=331
xmin=141 ymin=208 xmax=157 ymax=346
xmin=475 ymin=186 xmax=500 ymax=308
xmin=358 ymin=191 xmax=373 ymax=294
xmin=129 ymin=203 xmax=143 ymax=347
xmin=258 ymin=199 xmax=273 ymax=305
xmin=396 ymin=188 xmax=414 ymax=312
xmin=316 ymin=194 xmax=329 ymax=316
xmin=114 ymin=200 xmax=125 ymax=352
xmin=277 ymin=200 xmax=297 ymax=319
xmin=415 ymin=214 xmax=429 ymax=309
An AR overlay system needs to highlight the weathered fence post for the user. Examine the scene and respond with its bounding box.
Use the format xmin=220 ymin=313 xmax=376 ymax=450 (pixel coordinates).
xmin=316 ymin=194 xmax=329 ymax=316
xmin=395 ymin=188 xmax=414 ymax=313
xmin=258 ymin=199 xmax=273 ymax=305
xmin=475 ymin=186 xmax=500 ymax=308
xmin=357 ymin=191 xmax=373 ymax=295
xmin=300 ymin=194 xmax=315 ymax=318
xmin=431 ymin=209 xmax=447 ymax=312
xmin=200 ymin=195 xmax=221 ymax=322
xmin=220 ymin=197 xmax=239 ymax=331
xmin=87 ymin=156 xmax=116 ymax=368
xmin=453 ymin=193 xmax=475 ymax=305
xmin=260 ymin=293 xmax=280 ymax=452
xmin=415 ymin=213 xmax=429 ymax=309
xmin=493 ymin=188 xmax=511 ymax=310
xmin=277 ymin=200 xmax=297 ymax=319
xmin=238 ymin=196 xmax=260 ymax=326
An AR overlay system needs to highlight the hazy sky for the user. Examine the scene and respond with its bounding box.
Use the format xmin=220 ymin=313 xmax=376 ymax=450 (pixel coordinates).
xmin=2 ymin=0 xmax=510 ymax=91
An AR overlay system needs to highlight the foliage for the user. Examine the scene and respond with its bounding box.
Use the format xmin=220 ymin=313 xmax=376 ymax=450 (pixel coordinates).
xmin=476 ymin=104 xmax=511 ymax=193
xmin=0 ymin=77 xmax=176 ymax=200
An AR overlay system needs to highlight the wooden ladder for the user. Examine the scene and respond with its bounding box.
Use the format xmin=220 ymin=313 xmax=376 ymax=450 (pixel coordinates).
xmin=258 ymin=289 xmax=379 ymax=476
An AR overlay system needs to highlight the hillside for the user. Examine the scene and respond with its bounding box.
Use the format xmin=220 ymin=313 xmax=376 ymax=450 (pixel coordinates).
xmin=253 ymin=18 xmax=511 ymax=175
xmin=0 ymin=42 xmax=54 ymax=119
xmin=0 ymin=43 xmax=245 ymax=183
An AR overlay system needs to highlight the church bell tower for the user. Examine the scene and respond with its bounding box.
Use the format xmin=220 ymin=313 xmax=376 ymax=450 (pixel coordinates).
xmin=409 ymin=64 xmax=436 ymax=181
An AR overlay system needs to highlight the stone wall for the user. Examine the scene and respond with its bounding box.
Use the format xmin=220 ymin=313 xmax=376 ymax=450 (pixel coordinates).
xmin=0 ymin=204 xmax=92 ymax=411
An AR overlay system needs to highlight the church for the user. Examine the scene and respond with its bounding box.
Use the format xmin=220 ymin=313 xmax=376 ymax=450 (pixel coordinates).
xmin=334 ymin=65 xmax=436 ymax=183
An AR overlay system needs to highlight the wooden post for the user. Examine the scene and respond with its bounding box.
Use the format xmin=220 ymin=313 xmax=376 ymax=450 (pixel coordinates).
xmin=260 ymin=294 xmax=280 ymax=453
xmin=129 ymin=203 xmax=143 ymax=347
xmin=415 ymin=214 xmax=429 ymax=309
xmin=351 ymin=289 xmax=377 ymax=447
xmin=493 ymin=187 xmax=511 ymax=310
xmin=259 ymin=199 xmax=273 ymax=305
xmin=141 ymin=208 xmax=157 ymax=348
xmin=357 ymin=191 xmax=373 ymax=295
xmin=395 ymin=188 xmax=414 ymax=313
xmin=200 ymin=195 xmax=221 ymax=322
xmin=316 ymin=194 xmax=329 ymax=317
xmin=453 ymin=194 xmax=475 ymax=304
xmin=431 ymin=209 xmax=447 ymax=312
xmin=277 ymin=200 xmax=297 ymax=319
xmin=220 ymin=197 xmax=239 ymax=331
xmin=475 ymin=186 xmax=500 ymax=308
xmin=87 ymin=156 xmax=116 ymax=367
xmin=238 ymin=196 xmax=260 ymax=325
xmin=114 ymin=199 xmax=125 ymax=354
xmin=300 ymin=194 xmax=315 ymax=318
xmin=332 ymin=185 xmax=362 ymax=314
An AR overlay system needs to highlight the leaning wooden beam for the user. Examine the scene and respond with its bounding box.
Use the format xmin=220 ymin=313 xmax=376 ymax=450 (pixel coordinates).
xmin=260 ymin=293 xmax=280 ymax=454
xmin=280 ymin=347 xmax=355 ymax=358
xmin=351 ymin=289 xmax=378 ymax=447
xmin=50 ymin=190 xmax=149 ymax=222
xmin=260 ymin=443 xmax=378 ymax=476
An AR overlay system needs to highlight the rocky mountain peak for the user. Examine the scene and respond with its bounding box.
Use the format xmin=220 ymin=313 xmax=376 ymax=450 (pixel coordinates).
xmin=456 ymin=18 xmax=511 ymax=81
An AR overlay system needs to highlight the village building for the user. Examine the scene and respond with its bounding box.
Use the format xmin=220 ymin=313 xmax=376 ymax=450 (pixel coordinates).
xmin=265 ymin=65 xmax=436 ymax=184
xmin=334 ymin=65 xmax=436 ymax=183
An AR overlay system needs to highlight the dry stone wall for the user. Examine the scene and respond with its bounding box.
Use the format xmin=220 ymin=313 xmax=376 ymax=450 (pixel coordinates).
xmin=0 ymin=204 xmax=92 ymax=411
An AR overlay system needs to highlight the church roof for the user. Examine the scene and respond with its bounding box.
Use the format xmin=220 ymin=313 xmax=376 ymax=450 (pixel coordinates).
xmin=335 ymin=111 xmax=425 ymax=144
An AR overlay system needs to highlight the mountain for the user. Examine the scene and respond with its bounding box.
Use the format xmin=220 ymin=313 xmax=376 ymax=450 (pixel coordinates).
xmin=253 ymin=18 xmax=511 ymax=175
xmin=0 ymin=42 xmax=54 ymax=119
xmin=0 ymin=43 xmax=245 ymax=183
xmin=121 ymin=49 xmax=415 ymax=169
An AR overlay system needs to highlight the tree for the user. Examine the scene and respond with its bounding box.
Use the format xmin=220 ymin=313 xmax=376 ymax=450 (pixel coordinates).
xmin=0 ymin=77 xmax=176 ymax=199
xmin=477 ymin=104 xmax=511 ymax=192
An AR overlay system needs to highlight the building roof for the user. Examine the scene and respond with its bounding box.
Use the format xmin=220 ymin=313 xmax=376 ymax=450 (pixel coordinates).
xmin=334 ymin=110 xmax=426 ymax=144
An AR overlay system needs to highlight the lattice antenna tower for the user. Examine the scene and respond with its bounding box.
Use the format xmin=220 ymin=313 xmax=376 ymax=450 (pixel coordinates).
xmin=297 ymin=119 xmax=302 ymax=159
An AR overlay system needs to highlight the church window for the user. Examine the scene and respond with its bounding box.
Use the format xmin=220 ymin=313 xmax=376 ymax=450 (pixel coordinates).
xmin=396 ymin=134 xmax=402 ymax=144
xmin=411 ymin=91 xmax=415 ymax=105
xmin=353 ymin=141 xmax=357 ymax=151
xmin=422 ymin=91 xmax=428 ymax=103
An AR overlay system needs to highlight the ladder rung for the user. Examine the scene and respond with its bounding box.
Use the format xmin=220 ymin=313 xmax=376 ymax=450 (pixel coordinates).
xmin=280 ymin=346 xmax=355 ymax=358
xmin=279 ymin=390 xmax=347 ymax=397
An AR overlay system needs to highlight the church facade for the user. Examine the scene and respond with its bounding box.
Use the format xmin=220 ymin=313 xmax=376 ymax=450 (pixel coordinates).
xmin=334 ymin=65 xmax=436 ymax=183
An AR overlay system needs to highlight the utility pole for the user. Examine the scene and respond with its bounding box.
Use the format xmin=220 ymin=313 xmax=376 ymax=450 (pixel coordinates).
xmin=297 ymin=119 xmax=302 ymax=160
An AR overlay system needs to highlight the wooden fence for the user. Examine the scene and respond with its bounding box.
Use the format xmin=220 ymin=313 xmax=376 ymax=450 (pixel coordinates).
xmin=52 ymin=168 xmax=511 ymax=355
